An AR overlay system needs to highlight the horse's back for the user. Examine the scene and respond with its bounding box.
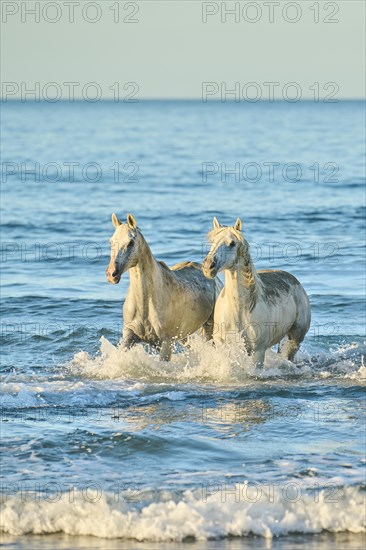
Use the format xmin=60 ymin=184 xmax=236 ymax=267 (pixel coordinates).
xmin=168 ymin=260 xmax=218 ymax=297
xmin=158 ymin=260 xmax=222 ymax=307
xmin=158 ymin=260 xmax=203 ymax=274
xmin=258 ymin=269 xmax=302 ymax=291
xmin=170 ymin=261 xmax=206 ymax=285
xmin=170 ymin=260 xmax=202 ymax=271
xmin=258 ymin=269 xmax=310 ymax=318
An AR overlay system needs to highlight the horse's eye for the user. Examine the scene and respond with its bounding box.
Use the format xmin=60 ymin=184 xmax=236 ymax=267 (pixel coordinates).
xmin=127 ymin=240 xmax=134 ymax=248
xmin=229 ymin=241 xmax=235 ymax=248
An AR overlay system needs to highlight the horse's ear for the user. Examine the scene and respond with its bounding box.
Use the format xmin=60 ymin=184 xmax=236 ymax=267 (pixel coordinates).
xmin=112 ymin=213 xmax=121 ymax=228
xmin=213 ymin=216 xmax=221 ymax=230
xmin=127 ymin=213 xmax=137 ymax=229
xmin=234 ymin=218 xmax=242 ymax=231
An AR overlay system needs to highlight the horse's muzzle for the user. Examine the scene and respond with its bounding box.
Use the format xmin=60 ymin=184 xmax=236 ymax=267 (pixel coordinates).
xmin=106 ymin=267 xmax=121 ymax=284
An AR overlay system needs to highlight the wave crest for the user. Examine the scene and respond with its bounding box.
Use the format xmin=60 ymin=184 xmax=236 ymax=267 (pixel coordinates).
xmin=1 ymin=486 xmax=364 ymax=540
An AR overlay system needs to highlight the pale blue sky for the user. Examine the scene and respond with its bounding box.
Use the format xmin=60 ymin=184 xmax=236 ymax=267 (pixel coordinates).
xmin=1 ymin=1 xmax=365 ymax=99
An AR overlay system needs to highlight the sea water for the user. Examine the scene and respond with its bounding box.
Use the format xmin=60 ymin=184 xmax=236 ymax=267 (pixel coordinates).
xmin=1 ymin=100 xmax=365 ymax=549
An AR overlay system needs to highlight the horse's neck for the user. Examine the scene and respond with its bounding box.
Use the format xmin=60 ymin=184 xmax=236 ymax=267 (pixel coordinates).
xmin=128 ymin=236 xmax=162 ymax=309
xmin=225 ymin=250 xmax=261 ymax=310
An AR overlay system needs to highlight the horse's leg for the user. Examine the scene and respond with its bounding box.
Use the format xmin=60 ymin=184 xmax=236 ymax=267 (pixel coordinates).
xmin=252 ymin=349 xmax=265 ymax=368
xmin=278 ymin=336 xmax=299 ymax=361
xmin=181 ymin=336 xmax=192 ymax=352
xmin=202 ymin=314 xmax=214 ymax=341
xmin=121 ymin=327 xmax=140 ymax=349
xmin=280 ymin=321 xmax=308 ymax=362
xmin=159 ymin=339 xmax=172 ymax=361
xmin=280 ymin=293 xmax=311 ymax=361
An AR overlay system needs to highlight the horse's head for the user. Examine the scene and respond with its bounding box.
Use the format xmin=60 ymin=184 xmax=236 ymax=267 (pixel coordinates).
xmin=106 ymin=213 xmax=141 ymax=284
xmin=202 ymin=216 xmax=246 ymax=278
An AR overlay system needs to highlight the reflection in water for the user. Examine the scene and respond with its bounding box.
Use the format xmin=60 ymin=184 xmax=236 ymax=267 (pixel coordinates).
xmin=112 ymin=399 xmax=271 ymax=436
xmin=1 ymin=531 xmax=365 ymax=550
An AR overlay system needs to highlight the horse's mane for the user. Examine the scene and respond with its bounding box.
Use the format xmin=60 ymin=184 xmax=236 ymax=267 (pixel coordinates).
xmin=207 ymin=226 xmax=245 ymax=243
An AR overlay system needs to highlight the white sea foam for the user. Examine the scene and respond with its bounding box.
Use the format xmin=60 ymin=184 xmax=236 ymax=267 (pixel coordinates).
xmin=69 ymin=336 xmax=365 ymax=384
xmin=1 ymin=339 xmax=364 ymax=411
xmin=1 ymin=486 xmax=364 ymax=541
xmin=0 ymin=386 xmax=43 ymax=409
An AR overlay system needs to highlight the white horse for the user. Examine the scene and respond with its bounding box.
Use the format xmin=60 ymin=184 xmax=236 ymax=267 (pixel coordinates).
xmin=202 ymin=217 xmax=311 ymax=367
xmin=106 ymin=213 xmax=222 ymax=361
